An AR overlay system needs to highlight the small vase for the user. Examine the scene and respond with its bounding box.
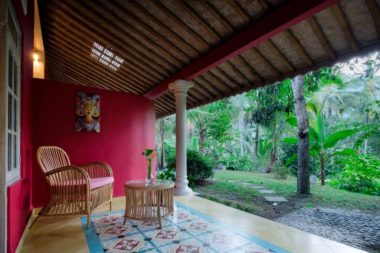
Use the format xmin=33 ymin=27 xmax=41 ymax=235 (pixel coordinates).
xmin=146 ymin=159 xmax=152 ymax=184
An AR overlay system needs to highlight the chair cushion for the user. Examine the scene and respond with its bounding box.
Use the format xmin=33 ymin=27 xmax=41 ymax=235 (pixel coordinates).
xmin=90 ymin=177 xmax=114 ymax=190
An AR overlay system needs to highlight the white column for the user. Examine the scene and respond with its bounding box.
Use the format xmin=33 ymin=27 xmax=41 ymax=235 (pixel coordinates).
xmin=169 ymin=80 xmax=194 ymax=196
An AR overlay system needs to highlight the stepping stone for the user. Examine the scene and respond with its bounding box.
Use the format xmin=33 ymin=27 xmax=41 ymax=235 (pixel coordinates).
xmin=259 ymin=189 xmax=275 ymax=194
xmin=264 ymin=196 xmax=288 ymax=202
xmin=251 ymin=185 xmax=265 ymax=189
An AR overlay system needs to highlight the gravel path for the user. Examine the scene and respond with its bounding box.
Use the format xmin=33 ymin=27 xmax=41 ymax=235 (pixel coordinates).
xmin=276 ymin=207 xmax=380 ymax=252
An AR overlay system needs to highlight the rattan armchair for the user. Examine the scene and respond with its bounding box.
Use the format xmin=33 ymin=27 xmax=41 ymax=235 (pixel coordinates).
xmin=35 ymin=146 xmax=114 ymax=228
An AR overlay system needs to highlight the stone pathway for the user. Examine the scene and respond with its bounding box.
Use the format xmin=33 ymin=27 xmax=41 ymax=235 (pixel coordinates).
xmin=217 ymin=179 xmax=288 ymax=203
xmin=276 ymin=207 xmax=380 ymax=252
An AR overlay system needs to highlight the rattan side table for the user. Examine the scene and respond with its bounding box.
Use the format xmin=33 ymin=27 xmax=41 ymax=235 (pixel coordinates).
xmin=123 ymin=179 xmax=175 ymax=228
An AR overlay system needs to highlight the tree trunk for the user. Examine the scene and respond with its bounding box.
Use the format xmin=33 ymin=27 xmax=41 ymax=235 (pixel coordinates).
xmin=266 ymin=113 xmax=277 ymax=173
xmin=292 ymin=75 xmax=311 ymax=195
xmin=320 ymin=154 xmax=325 ymax=186
xmin=239 ymin=120 xmax=244 ymax=155
xmin=199 ymin=128 xmax=205 ymax=153
xmin=364 ymin=112 xmax=369 ymax=154
xmin=254 ymin=125 xmax=259 ymax=158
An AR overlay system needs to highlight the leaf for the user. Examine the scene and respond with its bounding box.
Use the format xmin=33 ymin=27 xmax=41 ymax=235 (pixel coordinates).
xmin=309 ymin=127 xmax=319 ymax=142
xmin=330 ymin=148 xmax=357 ymax=157
xmin=354 ymin=125 xmax=380 ymax=149
xmin=285 ymin=154 xmax=297 ymax=167
xmin=286 ymin=116 xmax=297 ymax=127
xmin=283 ymin=137 xmax=298 ymax=144
xmin=323 ymin=129 xmax=359 ymax=149
xmin=310 ymin=143 xmax=321 ymax=157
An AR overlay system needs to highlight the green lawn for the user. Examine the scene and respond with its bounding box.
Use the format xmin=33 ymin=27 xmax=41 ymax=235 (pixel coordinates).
xmin=195 ymin=170 xmax=380 ymax=212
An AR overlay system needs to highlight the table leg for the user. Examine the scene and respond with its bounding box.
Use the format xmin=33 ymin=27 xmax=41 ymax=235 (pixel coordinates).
xmin=157 ymin=191 xmax=162 ymax=229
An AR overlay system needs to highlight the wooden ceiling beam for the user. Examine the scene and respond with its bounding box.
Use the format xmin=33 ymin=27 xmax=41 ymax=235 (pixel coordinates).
xmin=46 ymin=30 xmax=150 ymax=93
xmin=45 ymin=31 xmax=145 ymax=93
xmin=265 ymin=40 xmax=296 ymax=73
xmin=116 ymin=0 xmax=199 ymax=59
xmin=45 ymin=20 xmax=158 ymax=88
xmin=61 ymin=0 xmax=177 ymax=73
xmin=145 ymin=0 xmax=338 ymax=99
xmin=47 ymin=59 xmax=112 ymax=91
xmin=195 ymin=75 xmax=225 ymax=97
xmin=190 ymin=81 xmax=217 ymax=100
xmin=82 ymin=0 xmax=184 ymax=69
xmin=236 ymin=55 xmax=264 ymax=81
xmin=223 ymin=61 xmax=252 ymax=87
xmin=243 ymin=48 xmax=281 ymax=78
xmin=187 ymin=90 xmax=206 ymax=104
xmin=154 ymin=102 xmax=168 ymax=112
xmin=47 ymin=52 xmax=134 ymax=92
xmin=366 ymin=0 xmax=380 ymax=39
xmin=99 ymin=0 xmax=191 ymax=64
xmin=174 ymin=0 xmax=221 ymax=44
xmin=307 ymin=16 xmax=336 ymax=59
xmin=331 ymin=4 xmax=359 ymax=52
xmin=47 ymin=55 xmax=111 ymax=90
xmin=283 ymin=30 xmax=314 ymax=66
xmin=201 ymin=72 xmax=234 ymax=93
xmin=190 ymin=1 xmax=235 ymax=37
xmin=48 ymin=1 xmax=169 ymax=79
xmin=141 ymin=0 xmax=210 ymax=52
xmin=49 ymin=68 xmax=90 ymax=87
xmin=212 ymin=67 xmax=243 ymax=90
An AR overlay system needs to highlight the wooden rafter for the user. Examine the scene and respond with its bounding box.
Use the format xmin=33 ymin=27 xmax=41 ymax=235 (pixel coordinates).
xmin=145 ymin=0 xmax=338 ymax=99
xmin=307 ymin=16 xmax=336 ymax=59
xmin=366 ymin=0 xmax=380 ymax=39
xmin=283 ymin=30 xmax=314 ymax=66
xmin=47 ymin=2 xmax=167 ymax=81
xmin=331 ymin=4 xmax=359 ymax=52
xmin=46 ymin=28 xmax=151 ymax=92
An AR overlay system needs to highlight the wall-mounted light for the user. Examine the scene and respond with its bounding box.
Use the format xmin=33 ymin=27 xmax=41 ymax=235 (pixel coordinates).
xmin=33 ymin=49 xmax=39 ymax=63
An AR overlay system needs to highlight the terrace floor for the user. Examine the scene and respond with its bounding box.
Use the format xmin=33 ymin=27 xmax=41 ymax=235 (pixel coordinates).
xmin=21 ymin=195 xmax=367 ymax=253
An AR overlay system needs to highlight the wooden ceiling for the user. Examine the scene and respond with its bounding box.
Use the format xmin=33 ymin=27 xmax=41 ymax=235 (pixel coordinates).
xmin=39 ymin=0 xmax=380 ymax=118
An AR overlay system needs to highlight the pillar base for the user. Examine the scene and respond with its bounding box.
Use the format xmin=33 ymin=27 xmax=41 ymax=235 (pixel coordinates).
xmin=174 ymin=185 xmax=193 ymax=196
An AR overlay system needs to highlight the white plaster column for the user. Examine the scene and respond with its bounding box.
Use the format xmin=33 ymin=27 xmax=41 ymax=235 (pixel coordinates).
xmin=169 ymin=80 xmax=194 ymax=196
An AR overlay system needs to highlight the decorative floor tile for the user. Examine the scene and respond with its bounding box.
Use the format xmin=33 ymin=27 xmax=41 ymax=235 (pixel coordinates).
xmin=92 ymin=213 xmax=125 ymax=228
xmin=178 ymin=218 xmax=221 ymax=236
xmin=96 ymin=222 xmax=139 ymax=240
xmin=158 ymin=238 xmax=214 ymax=253
xmin=201 ymin=228 xmax=251 ymax=252
xmin=102 ymin=232 xmax=154 ymax=253
xmin=81 ymin=203 xmax=290 ymax=253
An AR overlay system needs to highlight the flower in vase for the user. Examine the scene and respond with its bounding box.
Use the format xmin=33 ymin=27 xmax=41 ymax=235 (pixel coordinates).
xmin=143 ymin=149 xmax=156 ymax=182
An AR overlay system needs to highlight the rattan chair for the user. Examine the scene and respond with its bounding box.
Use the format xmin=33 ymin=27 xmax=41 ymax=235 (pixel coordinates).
xmin=34 ymin=146 xmax=114 ymax=228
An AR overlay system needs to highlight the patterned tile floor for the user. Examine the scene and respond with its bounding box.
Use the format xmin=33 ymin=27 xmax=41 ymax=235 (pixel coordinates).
xmin=82 ymin=203 xmax=289 ymax=253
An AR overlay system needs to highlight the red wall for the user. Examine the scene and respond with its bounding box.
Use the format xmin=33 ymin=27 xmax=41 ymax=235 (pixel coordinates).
xmin=31 ymin=79 xmax=156 ymax=207
xmin=7 ymin=0 xmax=34 ymax=253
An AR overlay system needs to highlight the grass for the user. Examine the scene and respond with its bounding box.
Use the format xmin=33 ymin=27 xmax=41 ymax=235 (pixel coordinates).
xmin=196 ymin=170 xmax=380 ymax=212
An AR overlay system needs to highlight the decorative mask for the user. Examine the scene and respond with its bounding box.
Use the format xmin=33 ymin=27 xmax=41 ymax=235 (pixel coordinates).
xmin=75 ymin=92 xmax=100 ymax=132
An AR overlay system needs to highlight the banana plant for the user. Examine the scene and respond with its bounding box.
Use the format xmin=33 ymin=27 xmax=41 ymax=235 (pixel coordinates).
xmin=285 ymin=112 xmax=360 ymax=185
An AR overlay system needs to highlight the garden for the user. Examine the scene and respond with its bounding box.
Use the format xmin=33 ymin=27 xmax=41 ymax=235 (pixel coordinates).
xmin=155 ymin=52 xmax=380 ymax=252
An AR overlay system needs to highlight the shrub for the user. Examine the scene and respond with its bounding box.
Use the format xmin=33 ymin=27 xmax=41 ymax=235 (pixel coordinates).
xmin=279 ymin=141 xmax=297 ymax=175
xmin=273 ymin=163 xmax=290 ymax=180
xmin=167 ymin=149 xmax=213 ymax=187
xmin=156 ymin=167 xmax=175 ymax=181
xmin=330 ymin=155 xmax=380 ymax=196
xmin=219 ymin=154 xmax=253 ymax=171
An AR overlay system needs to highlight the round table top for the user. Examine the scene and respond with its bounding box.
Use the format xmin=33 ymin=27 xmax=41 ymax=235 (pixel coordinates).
xmin=125 ymin=179 xmax=175 ymax=190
